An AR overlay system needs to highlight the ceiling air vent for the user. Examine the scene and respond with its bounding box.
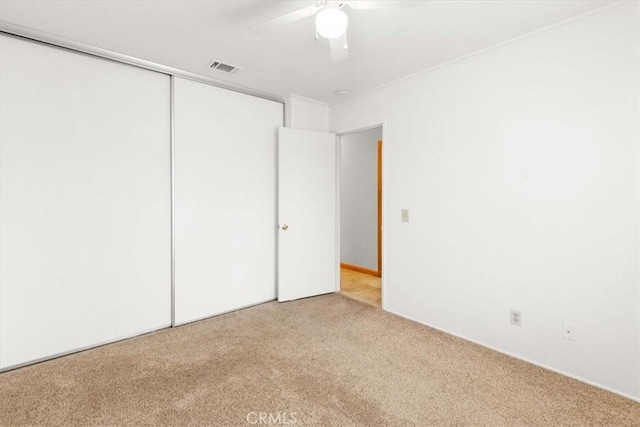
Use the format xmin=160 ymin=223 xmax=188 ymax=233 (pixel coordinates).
xmin=209 ymin=60 xmax=240 ymax=74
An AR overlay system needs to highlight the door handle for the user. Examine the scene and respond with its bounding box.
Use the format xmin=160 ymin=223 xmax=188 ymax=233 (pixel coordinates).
xmin=281 ymin=224 xmax=289 ymax=230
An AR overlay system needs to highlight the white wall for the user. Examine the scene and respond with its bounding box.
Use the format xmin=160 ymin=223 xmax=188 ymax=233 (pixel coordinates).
xmin=331 ymin=3 xmax=640 ymax=399
xmin=341 ymin=127 xmax=381 ymax=271
xmin=0 ymin=35 xmax=171 ymax=368
xmin=174 ymin=77 xmax=282 ymax=325
xmin=284 ymin=94 xmax=329 ymax=132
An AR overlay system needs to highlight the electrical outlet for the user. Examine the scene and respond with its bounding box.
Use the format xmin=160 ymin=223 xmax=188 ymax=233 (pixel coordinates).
xmin=562 ymin=322 xmax=575 ymax=341
xmin=401 ymin=209 xmax=409 ymax=222
xmin=510 ymin=309 xmax=522 ymax=326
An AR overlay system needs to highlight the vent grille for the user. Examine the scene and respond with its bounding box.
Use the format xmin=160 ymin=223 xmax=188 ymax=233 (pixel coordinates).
xmin=209 ymin=60 xmax=240 ymax=74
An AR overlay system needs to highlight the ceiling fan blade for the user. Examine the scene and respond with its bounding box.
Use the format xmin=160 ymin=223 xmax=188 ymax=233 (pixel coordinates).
xmin=330 ymin=34 xmax=349 ymax=62
xmin=250 ymin=5 xmax=320 ymax=33
xmin=348 ymin=0 xmax=425 ymax=10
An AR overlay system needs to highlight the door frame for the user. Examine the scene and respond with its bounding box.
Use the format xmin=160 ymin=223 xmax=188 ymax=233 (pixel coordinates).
xmin=335 ymin=120 xmax=387 ymax=310
xmin=377 ymin=139 xmax=383 ymax=277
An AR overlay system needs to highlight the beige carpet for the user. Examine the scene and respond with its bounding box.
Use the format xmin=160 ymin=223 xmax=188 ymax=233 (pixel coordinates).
xmin=1 ymin=294 xmax=639 ymax=426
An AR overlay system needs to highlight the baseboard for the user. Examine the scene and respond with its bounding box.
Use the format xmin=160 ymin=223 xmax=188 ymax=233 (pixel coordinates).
xmin=341 ymin=262 xmax=381 ymax=277
xmin=384 ymin=308 xmax=640 ymax=404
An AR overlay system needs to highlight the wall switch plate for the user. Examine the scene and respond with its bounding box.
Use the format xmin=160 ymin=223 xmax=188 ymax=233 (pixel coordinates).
xmin=401 ymin=209 xmax=409 ymax=222
xmin=562 ymin=322 xmax=575 ymax=341
xmin=510 ymin=309 xmax=522 ymax=326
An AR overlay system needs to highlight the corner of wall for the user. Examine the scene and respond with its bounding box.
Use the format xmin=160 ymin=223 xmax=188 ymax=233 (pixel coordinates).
xmin=283 ymin=93 xmax=330 ymax=133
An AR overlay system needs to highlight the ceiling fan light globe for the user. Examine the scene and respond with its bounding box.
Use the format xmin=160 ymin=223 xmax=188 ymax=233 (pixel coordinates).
xmin=315 ymin=8 xmax=348 ymax=39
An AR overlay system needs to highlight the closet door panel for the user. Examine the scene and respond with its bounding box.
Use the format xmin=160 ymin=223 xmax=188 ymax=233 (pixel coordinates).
xmin=174 ymin=77 xmax=282 ymax=325
xmin=0 ymin=35 xmax=171 ymax=368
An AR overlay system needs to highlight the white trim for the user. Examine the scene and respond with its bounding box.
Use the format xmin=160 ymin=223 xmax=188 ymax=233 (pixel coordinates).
xmin=0 ymin=21 xmax=283 ymax=104
xmin=380 ymin=121 xmax=388 ymax=311
xmin=170 ymin=76 xmax=176 ymax=327
xmin=335 ymin=134 xmax=342 ymax=293
xmin=329 ymin=1 xmax=633 ymax=107
xmin=333 ymin=119 xmax=387 ymax=138
xmin=385 ymin=308 xmax=640 ymax=403
xmin=284 ymin=93 xmax=330 ymax=107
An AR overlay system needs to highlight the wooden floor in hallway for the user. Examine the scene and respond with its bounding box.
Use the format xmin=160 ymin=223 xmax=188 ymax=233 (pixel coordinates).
xmin=339 ymin=267 xmax=381 ymax=307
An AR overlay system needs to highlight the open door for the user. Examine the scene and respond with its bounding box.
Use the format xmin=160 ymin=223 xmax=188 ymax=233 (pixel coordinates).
xmin=278 ymin=127 xmax=337 ymax=302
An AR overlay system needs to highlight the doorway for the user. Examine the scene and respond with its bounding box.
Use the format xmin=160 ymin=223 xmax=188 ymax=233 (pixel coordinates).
xmin=338 ymin=126 xmax=383 ymax=307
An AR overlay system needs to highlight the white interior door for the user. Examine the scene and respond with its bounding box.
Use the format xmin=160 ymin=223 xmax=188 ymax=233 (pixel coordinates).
xmin=278 ymin=127 xmax=337 ymax=302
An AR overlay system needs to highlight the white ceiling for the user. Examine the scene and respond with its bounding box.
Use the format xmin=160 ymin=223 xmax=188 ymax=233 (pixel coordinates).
xmin=0 ymin=0 xmax=615 ymax=103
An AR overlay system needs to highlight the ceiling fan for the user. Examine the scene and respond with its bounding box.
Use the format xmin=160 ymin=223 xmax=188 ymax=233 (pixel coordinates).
xmin=250 ymin=1 xmax=421 ymax=62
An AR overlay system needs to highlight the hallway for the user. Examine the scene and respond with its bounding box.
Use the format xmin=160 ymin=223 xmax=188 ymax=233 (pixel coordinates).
xmin=339 ymin=268 xmax=381 ymax=307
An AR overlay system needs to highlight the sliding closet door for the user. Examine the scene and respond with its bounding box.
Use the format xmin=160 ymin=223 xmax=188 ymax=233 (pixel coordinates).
xmin=174 ymin=77 xmax=282 ymax=325
xmin=0 ymin=36 xmax=171 ymax=368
